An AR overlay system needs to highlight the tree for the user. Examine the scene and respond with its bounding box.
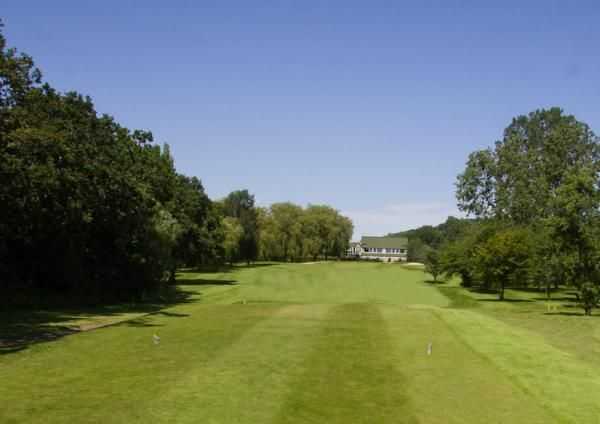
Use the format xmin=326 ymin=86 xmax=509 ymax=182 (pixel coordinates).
xmin=331 ymin=214 xmax=353 ymax=259
xmin=270 ymin=202 xmax=303 ymax=261
xmin=579 ymin=282 xmax=599 ymax=316
xmin=299 ymin=205 xmax=352 ymax=261
xmin=473 ymin=227 xmax=532 ymax=300
xmin=390 ymin=217 xmax=479 ymax=288
xmin=0 ymin=82 xmax=171 ymax=298
xmin=256 ymin=203 xmax=353 ymax=262
xmin=456 ymin=108 xmax=600 ymax=299
xmin=545 ymin=167 xmax=600 ymax=287
xmin=0 ymin=22 xmax=221 ymax=302
xmin=0 ymin=19 xmax=42 ymax=139
xmin=223 ymin=190 xmax=259 ymax=264
xmin=395 ymin=226 xmax=442 ymax=249
xmin=438 ymin=220 xmax=496 ymax=288
xmin=424 ymin=249 xmax=443 ymax=282
xmin=222 ymin=217 xmax=243 ymax=265
xmin=170 ymin=175 xmax=217 ymax=269
xmin=407 ymin=238 xmax=428 ymax=263
xmin=527 ymin=224 xmax=578 ymax=299
xmin=300 ymin=207 xmax=324 ymax=260
xmin=457 ymin=108 xmax=600 ymax=224
xmin=256 ymin=207 xmax=278 ymax=260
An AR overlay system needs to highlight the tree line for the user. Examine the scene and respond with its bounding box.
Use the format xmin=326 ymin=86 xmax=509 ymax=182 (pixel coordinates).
xmin=0 ymin=23 xmax=352 ymax=304
xmin=415 ymin=108 xmax=600 ymax=314
xmin=257 ymin=203 xmax=353 ymax=262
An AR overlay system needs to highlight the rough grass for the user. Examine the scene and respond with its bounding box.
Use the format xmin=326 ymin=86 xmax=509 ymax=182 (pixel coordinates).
xmin=2 ymin=262 xmax=600 ymax=423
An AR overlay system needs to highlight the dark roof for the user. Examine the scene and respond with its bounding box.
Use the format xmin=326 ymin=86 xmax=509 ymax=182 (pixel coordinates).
xmin=360 ymin=236 xmax=408 ymax=249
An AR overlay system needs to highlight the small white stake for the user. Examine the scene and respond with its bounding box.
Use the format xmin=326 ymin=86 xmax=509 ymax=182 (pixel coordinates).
xmin=427 ymin=342 xmax=432 ymax=356
xmin=153 ymin=334 xmax=161 ymax=345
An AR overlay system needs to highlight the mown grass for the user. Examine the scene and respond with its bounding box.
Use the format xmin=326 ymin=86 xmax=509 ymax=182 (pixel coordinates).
xmin=2 ymin=262 xmax=600 ymax=423
xmin=176 ymin=261 xmax=449 ymax=306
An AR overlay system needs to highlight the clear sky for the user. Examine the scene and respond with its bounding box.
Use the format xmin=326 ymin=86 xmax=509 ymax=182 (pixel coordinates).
xmin=3 ymin=1 xmax=600 ymax=237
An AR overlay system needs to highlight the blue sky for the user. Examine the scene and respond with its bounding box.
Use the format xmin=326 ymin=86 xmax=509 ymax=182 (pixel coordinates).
xmin=4 ymin=1 xmax=600 ymax=237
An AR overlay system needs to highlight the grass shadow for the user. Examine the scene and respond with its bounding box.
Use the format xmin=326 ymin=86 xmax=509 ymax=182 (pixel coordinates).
xmin=436 ymin=286 xmax=480 ymax=309
xmin=0 ymin=285 xmax=197 ymax=355
xmin=532 ymin=296 xmax=578 ymax=302
xmin=121 ymin=318 xmax=165 ymax=328
xmin=509 ymin=287 xmax=558 ymax=294
xmin=176 ymin=278 xmax=238 ymax=286
xmin=182 ymin=262 xmax=279 ymax=274
xmin=468 ymin=287 xmax=498 ymax=295
xmin=478 ymin=298 xmax=534 ymax=303
xmin=153 ymin=310 xmax=190 ymax=318
xmin=543 ymin=311 xmax=599 ymax=317
xmin=423 ymin=279 xmax=445 ymax=285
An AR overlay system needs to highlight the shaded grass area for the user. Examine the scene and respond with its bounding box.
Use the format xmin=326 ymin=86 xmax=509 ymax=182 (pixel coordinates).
xmin=0 ymin=303 xmax=280 ymax=423
xmin=0 ymin=285 xmax=198 ymax=353
xmin=436 ymin=285 xmax=481 ymax=309
xmin=434 ymin=277 xmax=581 ymax=312
xmin=0 ymin=263 xmax=276 ymax=352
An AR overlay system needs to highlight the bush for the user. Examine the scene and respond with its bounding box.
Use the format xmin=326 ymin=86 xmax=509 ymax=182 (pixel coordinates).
xmin=579 ymin=282 xmax=599 ymax=316
xmin=424 ymin=249 xmax=443 ymax=282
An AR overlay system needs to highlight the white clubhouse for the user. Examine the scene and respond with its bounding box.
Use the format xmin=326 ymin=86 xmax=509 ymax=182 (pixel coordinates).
xmin=347 ymin=236 xmax=408 ymax=262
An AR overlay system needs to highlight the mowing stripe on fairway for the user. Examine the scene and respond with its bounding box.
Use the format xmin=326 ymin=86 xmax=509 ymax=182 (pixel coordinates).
xmin=146 ymin=304 xmax=334 ymax=423
xmin=0 ymin=304 xmax=283 ymax=423
xmin=438 ymin=309 xmax=600 ymax=423
xmin=381 ymin=306 xmax=555 ymax=423
xmin=275 ymin=303 xmax=418 ymax=424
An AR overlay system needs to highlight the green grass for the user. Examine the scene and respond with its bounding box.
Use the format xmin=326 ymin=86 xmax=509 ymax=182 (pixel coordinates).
xmin=2 ymin=262 xmax=600 ymax=423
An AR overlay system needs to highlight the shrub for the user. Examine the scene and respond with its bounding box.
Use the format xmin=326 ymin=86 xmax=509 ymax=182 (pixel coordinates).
xmin=579 ymin=282 xmax=599 ymax=316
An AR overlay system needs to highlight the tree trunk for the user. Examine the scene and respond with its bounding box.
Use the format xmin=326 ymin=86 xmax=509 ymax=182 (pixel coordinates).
xmin=499 ymin=282 xmax=505 ymax=301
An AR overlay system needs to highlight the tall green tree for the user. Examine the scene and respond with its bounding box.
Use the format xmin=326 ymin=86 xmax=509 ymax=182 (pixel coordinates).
xmin=302 ymin=205 xmax=340 ymax=260
xmin=331 ymin=214 xmax=354 ymax=259
xmin=440 ymin=221 xmax=490 ymax=288
xmin=0 ymin=23 xmax=219 ymax=301
xmin=170 ymin=175 xmax=219 ymax=270
xmin=270 ymin=202 xmax=303 ymax=261
xmin=457 ymin=108 xmax=600 ymax=223
xmin=545 ymin=167 xmax=600 ymax=287
xmin=222 ymin=217 xmax=243 ymax=265
xmin=456 ymin=108 xmax=600 ymax=295
xmin=223 ymin=190 xmax=259 ymax=264
xmin=473 ymin=227 xmax=533 ymax=300
xmin=257 ymin=207 xmax=278 ymax=260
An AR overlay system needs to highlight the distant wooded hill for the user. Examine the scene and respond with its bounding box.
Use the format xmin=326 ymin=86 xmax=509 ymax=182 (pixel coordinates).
xmin=388 ymin=217 xmax=477 ymax=262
